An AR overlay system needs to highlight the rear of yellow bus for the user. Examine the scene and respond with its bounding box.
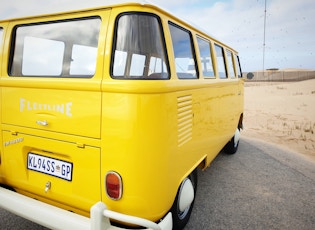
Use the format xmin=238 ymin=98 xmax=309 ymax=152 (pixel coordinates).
xmin=0 ymin=3 xmax=243 ymax=230
xmin=0 ymin=5 xmax=176 ymax=230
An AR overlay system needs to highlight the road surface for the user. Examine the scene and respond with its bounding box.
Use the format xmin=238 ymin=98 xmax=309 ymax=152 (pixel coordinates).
xmin=1 ymin=137 xmax=315 ymax=229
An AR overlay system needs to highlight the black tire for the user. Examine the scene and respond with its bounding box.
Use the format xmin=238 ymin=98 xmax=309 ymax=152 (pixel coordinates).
xmin=171 ymin=170 xmax=198 ymax=230
xmin=224 ymin=130 xmax=240 ymax=154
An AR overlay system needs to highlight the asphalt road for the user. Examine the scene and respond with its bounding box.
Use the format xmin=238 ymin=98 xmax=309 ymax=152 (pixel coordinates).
xmin=1 ymin=137 xmax=315 ymax=229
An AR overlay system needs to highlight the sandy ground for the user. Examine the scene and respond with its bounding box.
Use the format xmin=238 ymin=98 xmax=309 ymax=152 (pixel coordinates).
xmin=242 ymin=79 xmax=315 ymax=162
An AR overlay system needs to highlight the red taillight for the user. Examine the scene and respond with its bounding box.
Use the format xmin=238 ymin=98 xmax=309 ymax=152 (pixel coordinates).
xmin=106 ymin=171 xmax=122 ymax=200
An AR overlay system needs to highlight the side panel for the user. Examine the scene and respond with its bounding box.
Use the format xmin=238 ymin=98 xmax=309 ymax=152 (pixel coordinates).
xmin=99 ymin=79 xmax=242 ymax=221
xmin=97 ymin=7 xmax=244 ymax=222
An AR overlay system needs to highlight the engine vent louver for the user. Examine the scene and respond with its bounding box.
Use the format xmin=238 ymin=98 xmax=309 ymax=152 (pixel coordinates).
xmin=177 ymin=95 xmax=193 ymax=147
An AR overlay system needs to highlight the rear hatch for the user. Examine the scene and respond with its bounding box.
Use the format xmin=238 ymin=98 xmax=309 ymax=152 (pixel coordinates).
xmin=0 ymin=12 xmax=107 ymax=214
xmin=1 ymin=86 xmax=102 ymax=214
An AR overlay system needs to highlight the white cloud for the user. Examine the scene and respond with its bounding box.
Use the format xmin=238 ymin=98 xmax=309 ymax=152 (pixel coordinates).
xmin=0 ymin=0 xmax=106 ymax=19
xmin=154 ymin=0 xmax=315 ymax=71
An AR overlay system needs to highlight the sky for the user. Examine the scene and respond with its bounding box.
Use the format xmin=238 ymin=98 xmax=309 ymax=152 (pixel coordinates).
xmin=0 ymin=0 xmax=314 ymax=72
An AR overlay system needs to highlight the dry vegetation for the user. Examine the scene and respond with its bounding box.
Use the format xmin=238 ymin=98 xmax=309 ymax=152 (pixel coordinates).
xmin=242 ymin=79 xmax=315 ymax=161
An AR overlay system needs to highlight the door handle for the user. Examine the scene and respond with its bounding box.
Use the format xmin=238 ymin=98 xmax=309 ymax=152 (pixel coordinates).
xmin=36 ymin=120 xmax=48 ymax=126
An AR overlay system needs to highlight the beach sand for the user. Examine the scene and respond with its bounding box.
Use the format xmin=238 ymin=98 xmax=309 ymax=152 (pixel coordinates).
xmin=242 ymin=79 xmax=315 ymax=162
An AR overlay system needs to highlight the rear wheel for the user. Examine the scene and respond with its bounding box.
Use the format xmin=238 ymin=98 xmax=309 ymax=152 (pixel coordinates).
xmin=224 ymin=128 xmax=240 ymax=154
xmin=171 ymin=170 xmax=197 ymax=230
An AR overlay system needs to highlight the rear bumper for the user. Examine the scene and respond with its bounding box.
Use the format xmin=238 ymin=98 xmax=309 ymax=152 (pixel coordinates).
xmin=0 ymin=187 xmax=172 ymax=230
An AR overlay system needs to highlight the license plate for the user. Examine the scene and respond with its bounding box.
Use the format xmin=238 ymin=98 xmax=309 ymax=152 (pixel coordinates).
xmin=27 ymin=153 xmax=73 ymax=181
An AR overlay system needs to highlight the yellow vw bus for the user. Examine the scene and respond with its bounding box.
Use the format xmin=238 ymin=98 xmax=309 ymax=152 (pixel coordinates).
xmin=0 ymin=1 xmax=243 ymax=229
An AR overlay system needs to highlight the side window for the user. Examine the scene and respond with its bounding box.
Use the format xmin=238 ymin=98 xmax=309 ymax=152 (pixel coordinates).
xmin=112 ymin=13 xmax=169 ymax=79
xmin=0 ymin=27 xmax=3 ymax=72
xmin=226 ymin=50 xmax=236 ymax=78
xmin=197 ymin=37 xmax=214 ymax=77
xmin=214 ymin=44 xmax=227 ymax=79
xmin=169 ymin=23 xmax=198 ymax=79
xmin=9 ymin=17 xmax=101 ymax=78
xmin=0 ymin=28 xmax=3 ymax=47
xmin=235 ymin=54 xmax=242 ymax=78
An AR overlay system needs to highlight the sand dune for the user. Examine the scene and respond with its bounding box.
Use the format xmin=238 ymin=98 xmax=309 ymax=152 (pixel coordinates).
xmin=242 ymin=79 xmax=315 ymax=161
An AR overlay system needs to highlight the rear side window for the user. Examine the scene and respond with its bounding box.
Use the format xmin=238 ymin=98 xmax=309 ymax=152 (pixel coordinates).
xmin=197 ymin=37 xmax=214 ymax=77
xmin=235 ymin=54 xmax=242 ymax=78
xmin=214 ymin=44 xmax=227 ymax=79
xmin=112 ymin=13 xmax=169 ymax=79
xmin=0 ymin=28 xmax=3 ymax=47
xmin=169 ymin=23 xmax=198 ymax=79
xmin=226 ymin=50 xmax=236 ymax=78
xmin=9 ymin=17 xmax=101 ymax=78
xmin=0 ymin=27 xmax=3 ymax=71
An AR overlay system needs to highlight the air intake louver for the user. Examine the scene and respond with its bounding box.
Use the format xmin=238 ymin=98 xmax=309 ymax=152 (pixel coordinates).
xmin=177 ymin=95 xmax=193 ymax=147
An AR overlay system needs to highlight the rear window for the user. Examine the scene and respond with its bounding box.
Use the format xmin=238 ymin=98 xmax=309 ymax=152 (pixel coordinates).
xmin=9 ymin=17 xmax=101 ymax=78
xmin=111 ymin=13 xmax=169 ymax=79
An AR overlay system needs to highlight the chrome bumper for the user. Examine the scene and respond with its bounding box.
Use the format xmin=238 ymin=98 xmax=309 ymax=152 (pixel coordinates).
xmin=0 ymin=187 xmax=172 ymax=230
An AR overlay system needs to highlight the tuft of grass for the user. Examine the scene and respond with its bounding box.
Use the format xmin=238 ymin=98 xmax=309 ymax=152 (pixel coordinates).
xmin=276 ymin=86 xmax=286 ymax=90
xmin=294 ymin=122 xmax=301 ymax=130
xmin=303 ymin=121 xmax=314 ymax=134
